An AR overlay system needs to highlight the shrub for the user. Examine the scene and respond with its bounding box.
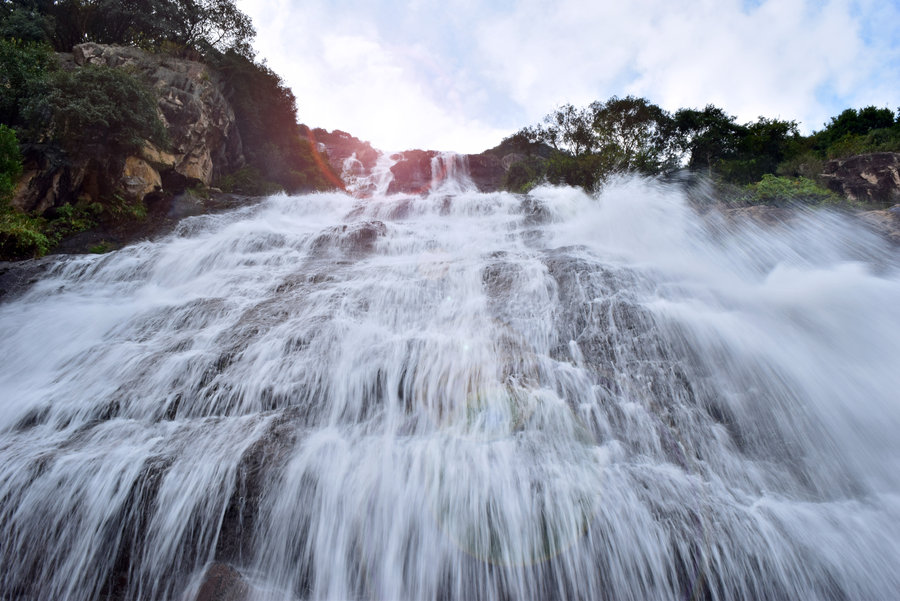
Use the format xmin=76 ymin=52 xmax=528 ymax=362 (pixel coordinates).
xmin=503 ymin=160 xmax=541 ymax=193
xmin=0 ymin=209 xmax=50 ymax=258
xmin=217 ymin=166 xmax=282 ymax=196
xmin=24 ymin=65 xmax=167 ymax=159
xmin=745 ymin=174 xmax=842 ymax=205
xmin=0 ymin=124 xmax=22 ymax=203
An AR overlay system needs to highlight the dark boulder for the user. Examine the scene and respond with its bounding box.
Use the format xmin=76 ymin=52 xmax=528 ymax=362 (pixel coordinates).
xmin=466 ymin=153 xmax=505 ymax=192
xmin=192 ymin=563 xmax=250 ymax=601
xmin=821 ymin=152 xmax=900 ymax=204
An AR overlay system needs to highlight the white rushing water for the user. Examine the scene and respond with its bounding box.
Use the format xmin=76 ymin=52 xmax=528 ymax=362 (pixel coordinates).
xmin=1 ymin=174 xmax=899 ymax=601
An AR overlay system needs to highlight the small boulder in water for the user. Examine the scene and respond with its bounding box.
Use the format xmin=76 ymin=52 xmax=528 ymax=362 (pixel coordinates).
xmin=311 ymin=221 xmax=387 ymax=255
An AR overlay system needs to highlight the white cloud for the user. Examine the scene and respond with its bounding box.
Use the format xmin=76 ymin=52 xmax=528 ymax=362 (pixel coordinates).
xmin=238 ymin=0 xmax=899 ymax=151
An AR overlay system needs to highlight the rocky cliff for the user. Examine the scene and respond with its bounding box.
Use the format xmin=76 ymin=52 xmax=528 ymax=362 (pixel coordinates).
xmin=821 ymin=152 xmax=900 ymax=204
xmin=12 ymin=43 xmax=244 ymax=215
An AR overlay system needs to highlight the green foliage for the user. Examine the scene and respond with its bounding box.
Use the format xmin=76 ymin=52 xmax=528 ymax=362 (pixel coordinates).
xmin=590 ymin=95 xmax=677 ymax=174
xmin=47 ymin=202 xmax=97 ymax=237
xmin=0 ymin=37 xmax=54 ymax=127
xmin=0 ymin=208 xmax=50 ymax=258
xmin=24 ymin=64 xmax=167 ymax=158
xmin=100 ymin=193 xmax=147 ymax=222
xmin=217 ymin=165 xmax=282 ymax=196
xmin=672 ymin=105 xmax=745 ymax=176
xmin=745 ymin=174 xmax=841 ymax=205
xmin=817 ymin=106 xmax=895 ymax=147
xmin=5 ymin=0 xmax=255 ymax=57
xmin=210 ymin=49 xmax=340 ymax=193
xmin=717 ymin=117 xmax=799 ymax=184
xmin=89 ymin=241 xmax=113 ymax=254
xmin=503 ymin=160 xmax=542 ymax=193
xmin=544 ymin=151 xmax=614 ymax=191
xmin=776 ymin=151 xmax=825 ymax=180
xmin=0 ymin=4 xmax=51 ymax=43
xmin=0 ymin=124 xmax=22 ymax=203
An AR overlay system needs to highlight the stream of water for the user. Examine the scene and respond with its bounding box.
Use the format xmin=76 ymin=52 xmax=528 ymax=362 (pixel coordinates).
xmin=1 ymin=171 xmax=899 ymax=600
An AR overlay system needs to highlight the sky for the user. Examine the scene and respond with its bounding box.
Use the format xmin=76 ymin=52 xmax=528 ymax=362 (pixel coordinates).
xmin=235 ymin=0 xmax=900 ymax=153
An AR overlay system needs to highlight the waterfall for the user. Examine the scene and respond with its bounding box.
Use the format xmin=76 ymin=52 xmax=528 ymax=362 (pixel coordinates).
xmin=1 ymin=178 xmax=899 ymax=601
xmin=343 ymin=152 xmax=398 ymax=199
xmin=430 ymin=152 xmax=476 ymax=194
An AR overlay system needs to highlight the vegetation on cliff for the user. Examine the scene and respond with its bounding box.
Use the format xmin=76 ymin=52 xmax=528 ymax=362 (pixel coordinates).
xmin=505 ymin=96 xmax=900 ymax=201
xmin=0 ymin=0 xmax=340 ymax=260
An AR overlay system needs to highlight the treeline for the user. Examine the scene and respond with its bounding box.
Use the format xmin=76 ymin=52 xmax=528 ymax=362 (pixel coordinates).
xmin=1 ymin=0 xmax=339 ymax=258
xmin=502 ymin=96 xmax=900 ymax=201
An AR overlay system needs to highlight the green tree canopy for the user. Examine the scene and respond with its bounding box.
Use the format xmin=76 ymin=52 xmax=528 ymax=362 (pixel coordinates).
xmin=23 ymin=64 xmax=167 ymax=158
xmin=590 ymin=95 xmax=676 ymax=174
xmin=1 ymin=0 xmax=255 ymax=56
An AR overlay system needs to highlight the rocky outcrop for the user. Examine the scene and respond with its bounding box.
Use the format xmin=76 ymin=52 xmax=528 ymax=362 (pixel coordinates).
xmin=12 ymin=43 xmax=244 ymax=214
xmin=859 ymin=204 xmax=900 ymax=244
xmin=821 ymin=152 xmax=900 ymax=204
xmin=387 ymin=150 xmax=437 ymax=195
xmin=307 ymin=127 xmax=379 ymax=175
xmin=466 ymin=152 xmax=505 ymax=192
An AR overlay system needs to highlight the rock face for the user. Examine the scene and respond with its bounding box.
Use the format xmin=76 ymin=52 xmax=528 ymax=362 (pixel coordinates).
xmin=466 ymin=152 xmax=505 ymax=192
xmin=12 ymin=43 xmax=244 ymax=214
xmin=308 ymin=128 xmax=379 ymax=175
xmin=859 ymin=204 xmax=900 ymax=244
xmin=387 ymin=150 xmax=437 ymax=195
xmin=821 ymin=152 xmax=900 ymax=204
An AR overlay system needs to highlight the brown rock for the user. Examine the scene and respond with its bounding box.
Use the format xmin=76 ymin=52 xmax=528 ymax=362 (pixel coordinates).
xmin=121 ymin=157 xmax=162 ymax=202
xmin=821 ymin=152 xmax=900 ymax=203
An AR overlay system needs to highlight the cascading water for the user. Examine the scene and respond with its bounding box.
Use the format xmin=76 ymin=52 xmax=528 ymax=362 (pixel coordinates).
xmin=430 ymin=152 xmax=476 ymax=194
xmin=343 ymin=152 xmax=398 ymax=198
xmin=1 ymin=175 xmax=899 ymax=601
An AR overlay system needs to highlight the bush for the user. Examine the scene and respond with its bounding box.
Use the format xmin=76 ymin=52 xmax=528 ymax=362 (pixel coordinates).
xmin=0 ymin=125 xmax=22 ymax=203
xmin=24 ymin=65 xmax=167 ymax=159
xmin=503 ymin=160 xmax=539 ymax=193
xmin=217 ymin=166 xmax=282 ymax=196
xmin=745 ymin=174 xmax=842 ymax=205
xmin=776 ymin=151 xmax=825 ymax=180
xmin=0 ymin=209 xmax=50 ymax=258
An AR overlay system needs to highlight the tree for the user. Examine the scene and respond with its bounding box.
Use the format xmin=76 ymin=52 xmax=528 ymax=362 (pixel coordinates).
xmin=590 ymin=95 xmax=676 ymax=174
xmin=717 ymin=117 xmax=798 ymax=184
xmin=163 ymin=0 xmax=255 ymax=56
xmin=3 ymin=0 xmax=255 ymax=56
xmin=672 ymin=105 xmax=746 ymax=177
xmin=0 ymin=37 xmax=54 ymax=127
xmin=24 ymin=64 xmax=167 ymax=158
xmin=532 ymin=103 xmax=597 ymax=157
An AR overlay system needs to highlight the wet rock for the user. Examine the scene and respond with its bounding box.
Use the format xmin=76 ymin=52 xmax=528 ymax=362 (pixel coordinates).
xmin=821 ymin=152 xmax=900 ymax=203
xmin=311 ymin=221 xmax=388 ymax=256
xmin=215 ymin=412 xmax=299 ymax=563
xmin=724 ymin=205 xmax=796 ymax=225
xmin=0 ymin=257 xmax=58 ymax=302
xmin=859 ymin=204 xmax=900 ymax=244
xmin=387 ymin=150 xmax=437 ymax=195
xmin=193 ymin=563 xmax=250 ymax=601
xmin=307 ymin=127 xmax=379 ymax=174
